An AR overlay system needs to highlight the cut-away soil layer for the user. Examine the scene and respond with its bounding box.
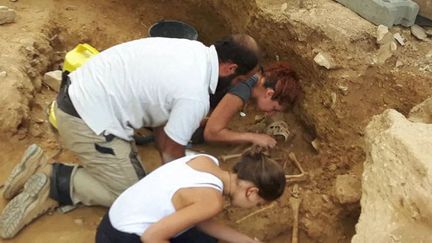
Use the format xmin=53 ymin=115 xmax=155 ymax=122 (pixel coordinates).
xmin=0 ymin=0 xmax=431 ymax=242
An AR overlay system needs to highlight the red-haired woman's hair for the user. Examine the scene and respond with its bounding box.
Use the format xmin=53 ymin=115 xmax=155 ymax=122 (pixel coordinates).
xmin=263 ymin=62 xmax=301 ymax=107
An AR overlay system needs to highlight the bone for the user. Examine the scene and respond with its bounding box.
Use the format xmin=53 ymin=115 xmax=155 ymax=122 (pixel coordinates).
xmin=290 ymin=196 xmax=301 ymax=243
xmin=288 ymin=152 xmax=305 ymax=174
xmin=219 ymin=145 xmax=258 ymax=162
xmin=235 ymin=202 xmax=276 ymax=224
xmin=282 ymin=150 xmax=309 ymax=184
xmin=219 ymin=153 xmax=242 ymax=162
xmin=285 ymin=174 xmax=308 ymax=183
xmin=290 ymin=184 xmax=301 ymax=243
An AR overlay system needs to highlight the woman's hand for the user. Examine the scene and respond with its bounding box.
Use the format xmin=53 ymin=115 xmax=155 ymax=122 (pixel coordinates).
xmin=248 ymin=133 xmax=277 ymax=148
xmin=250 ymin=237 xmax=264 ymax=243
xmin=197 ymin=220 xmax=265 ymax=243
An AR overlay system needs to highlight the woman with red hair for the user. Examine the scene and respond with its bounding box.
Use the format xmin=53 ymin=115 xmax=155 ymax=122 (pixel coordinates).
xmin=204 ymin=62 xmax=301 ymax=148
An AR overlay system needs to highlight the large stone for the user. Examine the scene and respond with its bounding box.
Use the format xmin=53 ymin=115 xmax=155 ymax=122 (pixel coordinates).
xmin=376 ymin=25 xmax=394 ymax=45
xmin=335 ymin=0 xmax=419 ymax=27
xmin=313 ymin=52 xmax=336 ymax=69
xmin=0 ymin=6 xmax=16 ymax=25
xmin=352 ymin=109 xmax=432 ymax=243
xmin=408 ymin=97 xmax=432 ymax=124
xmin=411 ymin=24 xmax=428 ymax=41
xmin=43 ymin=70 xmax=62 ymax=92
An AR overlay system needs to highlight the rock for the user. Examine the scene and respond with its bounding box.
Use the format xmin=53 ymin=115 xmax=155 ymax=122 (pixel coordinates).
xmin=376 ymin=25 xmax=394 ymax=45
xmin=334 ymin=174 xmax=361 ymax=204
xmin=408 ymin=97 xmax=432 ymax=124
xmin=34 ymin=118 xmax=44 ymax=124
xmin=0 ymin=6 xmax=16 ymax=25
xmin=393 ymin=32 xmax=405 ymax=46
xmin=280 ymin=3 xmax=288 ymax=11
xmin=395 ymin=60 xmax=404 ymax=68
xmin=321 ymin=194 xmax=331 ymax=204
xmin=426 ymin=29 xmax=432 ymax=37
xmin=254 ymin=114 xmax=265 ymax=122
xmin=330 ymin=92 xmax=337 ymax=109
xmin=0 ymin=71 xmax=6 ymax=78
xmin=311 ymin=139 xmax=320 ymax=152
xmin=411 ymin=24 xmax=428 ymax=41
xmin=419 ymin=64 xmax=432 ymax=73
xmin=352 ymin=109 xmax=432 ymax=243
xmin=314 ymin=52 xmax=336 ymax=69
xmin=335 ymin=0 xmax=419 ymax=27
xmin=74 ymin=218 xmax=84 ymax=226
xmin=43 ymin=70 xmax=62 ymax=92
xmin=376 ymin=25 xmax=388 ymax=41
xmin=337 ymin=83 xmax=349 ymax=95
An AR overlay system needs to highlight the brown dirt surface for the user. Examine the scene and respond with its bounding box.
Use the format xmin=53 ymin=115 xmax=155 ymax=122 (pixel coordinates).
xmin=0 ymin=0 xmax=431 ymax=242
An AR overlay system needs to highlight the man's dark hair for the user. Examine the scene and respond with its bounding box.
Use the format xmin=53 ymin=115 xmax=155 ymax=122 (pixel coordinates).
xmin=214 ymin=34 xmax=259 ymax=75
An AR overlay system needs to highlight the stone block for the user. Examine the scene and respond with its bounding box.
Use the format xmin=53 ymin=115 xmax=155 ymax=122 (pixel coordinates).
xmin=352 ymin=109 xmax=432 ymax=243
xmin=335 ymin=0 xmax=419 ymax=27
xmin=43 ymin=70 xmax=62 ymax=92
xmin=0 ymin=6 xmax=16 ymax=25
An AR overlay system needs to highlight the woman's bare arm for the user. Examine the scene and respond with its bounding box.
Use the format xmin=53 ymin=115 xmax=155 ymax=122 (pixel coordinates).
xmin=204 ymin=93 xmax=276 ymax=147
xmin=141 ymin=189 xmax=223 ymax=243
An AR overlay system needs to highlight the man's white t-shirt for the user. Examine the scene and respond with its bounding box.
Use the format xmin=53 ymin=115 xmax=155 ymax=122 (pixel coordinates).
xmin=68 ymin=37 xmax=219 ymax=145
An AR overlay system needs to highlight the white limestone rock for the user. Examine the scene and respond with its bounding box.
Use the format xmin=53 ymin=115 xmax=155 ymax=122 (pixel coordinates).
xmin=377 ymin=25 xmax=394 ymax=45
xmin=352 ymin=109 xmax=432 ymax=243
xmin=43 ymin=70 xmax=62 ymax=92
xmin=0 ymin=6 xmax=16 ymax=25
xmin=313 ymin=52 xmax=336 ymax=69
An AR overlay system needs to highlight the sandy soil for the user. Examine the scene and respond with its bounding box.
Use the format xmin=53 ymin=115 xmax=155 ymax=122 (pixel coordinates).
xmin=0 ymin=0 xmax=431 ymax=242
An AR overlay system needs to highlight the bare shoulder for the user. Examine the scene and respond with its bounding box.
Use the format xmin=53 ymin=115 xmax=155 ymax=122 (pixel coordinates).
xmin=187 ymin=155 xmax=219 ymax=170
xmin=174 ymin=187 xmax=224 ymax=213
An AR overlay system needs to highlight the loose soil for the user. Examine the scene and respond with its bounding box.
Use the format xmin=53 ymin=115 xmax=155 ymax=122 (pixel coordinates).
xmin=0 ymin=0 xmax=431 ymax=242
